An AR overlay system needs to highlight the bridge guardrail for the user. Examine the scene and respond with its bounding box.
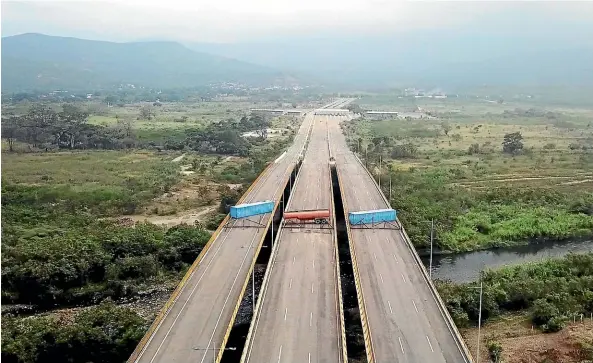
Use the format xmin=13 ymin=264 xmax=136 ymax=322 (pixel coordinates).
xmin=335 ymin=164 xmax=376 ymax=363
xmin=353 ymin=154 xmax=474 ymax=363
xmin=127 ymin=160 xmax=276 ymax=363
xmin=216 ymin=165 xmax=295 ymax=363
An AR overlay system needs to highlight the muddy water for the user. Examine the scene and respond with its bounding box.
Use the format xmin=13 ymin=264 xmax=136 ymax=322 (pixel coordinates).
xmin=421 ymin=238 xmax=593 ymax=283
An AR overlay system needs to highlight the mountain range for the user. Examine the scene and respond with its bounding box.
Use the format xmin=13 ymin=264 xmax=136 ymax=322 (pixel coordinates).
xmin=1 ymin=33 xmax=290 ymax=91
xmin=187 ymin=29 xmax=593 ymax=90
xmin=3 ymin=31 xmax=593 ymax=92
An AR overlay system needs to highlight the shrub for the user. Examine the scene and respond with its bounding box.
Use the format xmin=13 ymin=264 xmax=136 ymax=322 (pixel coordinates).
xmin=531 ymin=299 xmax=560 ymax=326
xmin=1 ymin=303 xmax=146 ymax=363
xmin=487 ymin=341 xmax=503 ymax=362
xmin=543 ymin=143 xmax=556 ymax=150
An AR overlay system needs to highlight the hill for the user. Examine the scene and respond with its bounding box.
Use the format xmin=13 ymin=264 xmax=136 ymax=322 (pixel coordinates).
xmin=1 ymin=33 xmax=287 ymax=91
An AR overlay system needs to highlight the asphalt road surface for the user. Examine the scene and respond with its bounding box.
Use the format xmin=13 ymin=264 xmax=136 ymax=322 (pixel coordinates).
xmin=243 ymin=115 xmax=344 ymax=363
xmin=328 ymin=115 xmax=470 ymax=363
xmin=131 ymin=113 xmax=316 ymax=363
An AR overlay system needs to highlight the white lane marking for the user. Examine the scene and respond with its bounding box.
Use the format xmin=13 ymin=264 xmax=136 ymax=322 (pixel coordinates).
xmin=412 ymin=299 xmax=419 ymax=313
xmin=373 ymin=252 xmax=377 ymax=261
xmin=426 ymin=336 xmax=434 ymax=352
xmin=198 ymin=232 xmax=261 ymax=363
xmin=289 ymin=278 xmax=293 ymax=289
xmin=379 ymin=273 xmax=384 ymax=283
xmin=311 ymin=283 xmax=314 ymax=294
xmin=310 ymin=312 xmax=313 ymax=327
xmin=393 ymin=253 xmax=398 ymax=263
xmin=308 ymin=352 xmax=311 ymax=363
xmin=293 ymin=256 xmax=295 ymax=264
xmin=401 ymin=274 xmax=406 ymax=283
xmin=388 ymin=300 xmax=393 ymax=314
xmin=277 ymin=345 xmax=283 ymax=363
xmin=284 ymin=308 xmax=287 ymax=321
xmin=145 ymin=229 xmax=234 ymax=362
xmin=399 ymin=337 xmax=405 ymax=354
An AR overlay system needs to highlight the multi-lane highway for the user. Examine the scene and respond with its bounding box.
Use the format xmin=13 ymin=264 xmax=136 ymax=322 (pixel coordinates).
xmin=129 ymin=112 xmax=316 ymax=363
xmin=130 ymin=97 xmax=471 ymax=363
xmin=242 ymin=114 xmax=345 ymax=363
xmin=328 ymin=113 xmax=472 ymax=362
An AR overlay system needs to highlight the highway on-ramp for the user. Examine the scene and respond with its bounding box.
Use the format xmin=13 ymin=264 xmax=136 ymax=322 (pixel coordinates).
xmin=129 ymin=112 xmax=316 ymax=363
xmin=242 ymin=114 xmax=345 ymax=363
xmin=329 ymin=114 xmax=472 ymax=363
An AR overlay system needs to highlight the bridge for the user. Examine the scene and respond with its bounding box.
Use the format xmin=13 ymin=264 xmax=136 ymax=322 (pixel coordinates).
xmin=128 ymin=98 xmax=473 ymax=363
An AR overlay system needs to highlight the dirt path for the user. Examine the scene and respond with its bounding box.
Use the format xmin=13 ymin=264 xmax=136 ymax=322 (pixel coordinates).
xmin=172 ymin=153 xmax=186 ymax=163
xmin=122 ymin=206 xmax=216 ymax=228
xmin=462 ymin=314 xmax=593 ymax=363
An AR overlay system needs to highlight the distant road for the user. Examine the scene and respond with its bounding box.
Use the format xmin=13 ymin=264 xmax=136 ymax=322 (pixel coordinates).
xmin=243 ymin=114 xmax=344 ymax=363
xmin=329 ymin=115 xmax=471 ymax=363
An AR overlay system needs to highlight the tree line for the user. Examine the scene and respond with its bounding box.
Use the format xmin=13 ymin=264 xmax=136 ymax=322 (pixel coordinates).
xmin=2 ymin=104 xmax=136 ymax=151
xmin=2 ymin=103 xmax=276 ymax=156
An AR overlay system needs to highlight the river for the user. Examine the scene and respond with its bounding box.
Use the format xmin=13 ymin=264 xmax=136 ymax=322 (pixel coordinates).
xmin=420 ymin=238 xmax=593 ymax=283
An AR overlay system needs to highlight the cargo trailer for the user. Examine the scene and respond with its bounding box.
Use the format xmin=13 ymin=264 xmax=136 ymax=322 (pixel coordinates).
xmin=230 ymin=200 xmax=275 ymax=219
xmin=348 ymin=209 xmax=397 ymax=226
xmin=284 ymin=209 xmax=330 ymax=224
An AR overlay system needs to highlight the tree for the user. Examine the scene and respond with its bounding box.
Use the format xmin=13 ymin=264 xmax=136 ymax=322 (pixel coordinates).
xmin=467 ymin=143 xmax=480 ymax=155
xmin=139 ymin=105 xmax=155 ymax=120
xmin=2 ymin=115 xmax=22 ymax=152
xmin=54 ymin=104 xmax=90 ymax=149
xmin=250 ymin=115 xmax=270 ymax=140
xmin=441 ymin=121 xmax=452 ymax=136
xmin=502 ymin=132 xmax=524 ymax=154
xmin=22 ymin=104 xmax=58 ymax=148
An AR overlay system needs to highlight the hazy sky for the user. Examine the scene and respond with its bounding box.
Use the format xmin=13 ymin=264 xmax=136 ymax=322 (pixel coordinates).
xmin=2 ymin=1 xmax=593 ymax=43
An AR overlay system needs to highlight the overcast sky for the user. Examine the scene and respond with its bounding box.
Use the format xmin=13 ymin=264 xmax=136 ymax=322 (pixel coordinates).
xmin=2 ymin=1 xmax=593 ymax=43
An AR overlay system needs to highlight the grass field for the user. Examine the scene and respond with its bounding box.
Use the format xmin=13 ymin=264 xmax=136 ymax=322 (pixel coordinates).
xmin=345 ymin=96 xmax=593 ymax=252
xmin=2 ymin=150 xmax=178 ymax=187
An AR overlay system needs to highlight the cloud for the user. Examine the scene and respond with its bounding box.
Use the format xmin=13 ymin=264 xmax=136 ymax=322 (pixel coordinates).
xmin=2 ymin=0 xmax=593 ymax=42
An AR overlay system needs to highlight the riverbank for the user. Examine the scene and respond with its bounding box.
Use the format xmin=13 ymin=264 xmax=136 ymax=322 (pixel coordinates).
xmin=436 ymin=253 xmax=593 ymax=333
xmin=422 ymin=237 xmax=593 ymax=283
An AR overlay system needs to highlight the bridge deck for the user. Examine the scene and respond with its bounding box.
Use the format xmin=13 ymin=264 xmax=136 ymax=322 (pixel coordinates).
xmin=129 ymin=114 xmax=315 ymax=363
xmin=243 ymin=114 xmax=344 ymax=363
xmin=329 ymin=115 xmax=471 ymax=363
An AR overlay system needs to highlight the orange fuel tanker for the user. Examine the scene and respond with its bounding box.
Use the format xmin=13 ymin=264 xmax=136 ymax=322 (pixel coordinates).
xmin=284 ymin=210 xmax=330 ymax=224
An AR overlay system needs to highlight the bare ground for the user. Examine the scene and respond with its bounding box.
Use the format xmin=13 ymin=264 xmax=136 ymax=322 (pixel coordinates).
xmin=121 ymin=205 xmax=216 ymax=228
xmin=462 ymin=314 xmax=593 ymax=363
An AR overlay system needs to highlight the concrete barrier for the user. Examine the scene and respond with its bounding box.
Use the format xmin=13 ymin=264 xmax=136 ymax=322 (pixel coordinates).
xmin=353 ymin=154 xmax=474 ymax=363
xmin=335 ymin=164 xmax=376 ymax=363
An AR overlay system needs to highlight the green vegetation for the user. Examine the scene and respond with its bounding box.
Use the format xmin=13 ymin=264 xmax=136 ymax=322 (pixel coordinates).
xmin=1 ymin=150 xmax=211 ymax=308
xmin=2 ymin=151 xmax=179 ymax=215
xmin=0 ymin=93 xmax=301 ymax=361
xmin=343 ymin=97 xmax=593 ymax=252
xmin=436 ymin=253 xmax=593 ymax=331
xmin=1 ymin=303 xmax=145 ymax=363
xmin=2 ymin=221 xmax=209 ymax=307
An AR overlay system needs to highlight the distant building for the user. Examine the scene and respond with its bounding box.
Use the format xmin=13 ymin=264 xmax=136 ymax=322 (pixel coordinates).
xmin=365 ymin=111 xmax=399 ymax=120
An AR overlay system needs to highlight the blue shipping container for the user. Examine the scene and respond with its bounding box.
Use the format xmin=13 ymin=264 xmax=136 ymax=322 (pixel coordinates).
xmin=349 ymin=209 xmax=397 ymax=225
xmin=230 ymin=200 xmax=275 ymax=219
